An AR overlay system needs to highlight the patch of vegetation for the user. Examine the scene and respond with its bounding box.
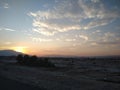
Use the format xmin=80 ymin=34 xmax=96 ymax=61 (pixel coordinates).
xmin=16 ymin=54 xmax=55 ymax=68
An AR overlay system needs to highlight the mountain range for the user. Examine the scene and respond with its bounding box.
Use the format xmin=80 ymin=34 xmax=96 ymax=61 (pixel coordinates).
xmin=0 ymin=50 xmax=22 ymax=56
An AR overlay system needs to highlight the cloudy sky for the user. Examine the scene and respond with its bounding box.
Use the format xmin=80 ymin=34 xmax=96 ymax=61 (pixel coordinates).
xmin=0 ymin=0 xmax=120 ymax=56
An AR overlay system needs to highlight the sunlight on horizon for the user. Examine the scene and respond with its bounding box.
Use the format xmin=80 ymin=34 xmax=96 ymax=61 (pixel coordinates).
xmin=13 ymin=46 xmax=27 ymax=53
xmin=0 ymin=0 xmax=120 ymax=56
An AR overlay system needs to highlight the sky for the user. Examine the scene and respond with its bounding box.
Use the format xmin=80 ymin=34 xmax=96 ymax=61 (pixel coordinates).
xmin=0 ymin=0 xmax=120 ymax=56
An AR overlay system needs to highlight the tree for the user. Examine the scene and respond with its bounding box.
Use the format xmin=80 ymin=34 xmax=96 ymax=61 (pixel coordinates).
xmin=30 ymin=55 xmax=38 ymax=61
xmin=16 ymin=54 xmax=23 ymax=64
xmin=29 ymin=55 xmax=38 ymax=65
xmin=23 ymin=54 xmax=30 ymax=64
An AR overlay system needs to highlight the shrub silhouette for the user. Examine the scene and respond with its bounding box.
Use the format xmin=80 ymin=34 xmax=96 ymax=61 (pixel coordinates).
xmin=38 ymin=58 xmax=55 ymax=67
xmin=16 ymin=54 xmax=24 ymax=64
xmin=16 ymin=54 xmax=55 ymax=67
xmin=29 ymin=55 xmax=38 ymax=66
xmin=23 ymin=54 xmax=30 ymax=65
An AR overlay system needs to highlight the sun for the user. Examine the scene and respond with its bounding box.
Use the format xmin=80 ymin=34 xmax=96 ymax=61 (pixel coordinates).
xmin=13 ymin=46 xmax=26 ymax=53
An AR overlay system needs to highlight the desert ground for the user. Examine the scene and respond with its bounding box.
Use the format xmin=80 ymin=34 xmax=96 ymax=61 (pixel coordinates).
xmin=0 ymin=76 xmax=44 ymax=90
xmin=0 ymin=57 xmax=120 ymax=90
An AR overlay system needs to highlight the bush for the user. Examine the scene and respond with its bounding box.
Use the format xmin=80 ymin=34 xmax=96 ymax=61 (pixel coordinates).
xmin=16 ymin=54 xmax=24 ymax=64
xmin=16 ymin=54 xmax=55 ymax=67
xmin=23 ymin=54 xmax=30 ymax=65
xmin=38 ymin=58 xmax=55 ymax=67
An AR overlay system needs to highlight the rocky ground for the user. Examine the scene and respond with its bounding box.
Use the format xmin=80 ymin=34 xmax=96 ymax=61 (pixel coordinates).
xmin=0 ymin=59 xmax=120 ymax=90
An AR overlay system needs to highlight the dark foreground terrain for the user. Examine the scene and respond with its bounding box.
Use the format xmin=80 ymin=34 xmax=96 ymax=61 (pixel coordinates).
xmin=0 ymin=76 xmax=46 ymax=90
xmin=0 ymin=57 xmax=120 ymax=90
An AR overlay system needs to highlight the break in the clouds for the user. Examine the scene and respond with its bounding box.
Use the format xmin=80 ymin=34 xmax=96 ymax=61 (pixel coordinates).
xmin=29 ymin=0 xmax=120 ymax=36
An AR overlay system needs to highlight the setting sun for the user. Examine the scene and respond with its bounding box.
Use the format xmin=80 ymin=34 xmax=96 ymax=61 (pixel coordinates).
xmin=0 ymin=0 xmax=120 ymax=57
xmin=13 ymin=47 xmax=26 ymax=53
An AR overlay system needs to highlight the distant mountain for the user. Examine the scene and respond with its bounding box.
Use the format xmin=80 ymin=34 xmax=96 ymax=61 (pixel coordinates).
xmin=0 ymin=50 xmax=22 ymax=56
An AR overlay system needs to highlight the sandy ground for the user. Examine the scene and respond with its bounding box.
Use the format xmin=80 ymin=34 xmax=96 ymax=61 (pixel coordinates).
xmin=0 ymin=59 xmax=120 ymax=90
xmin=0 ymin=75 xmax=45 ymax=90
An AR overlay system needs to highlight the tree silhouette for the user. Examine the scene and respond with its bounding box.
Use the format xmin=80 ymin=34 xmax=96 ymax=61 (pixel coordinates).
xmin=28 ymin=55 xmax=38 ymax=65
xmin=16 ymin=54 xmax=55 ymax=67
xmin=16 ymin=54 xmax=23 ymax=64
xmin=23 ymin=54 xmax=30 ymax=65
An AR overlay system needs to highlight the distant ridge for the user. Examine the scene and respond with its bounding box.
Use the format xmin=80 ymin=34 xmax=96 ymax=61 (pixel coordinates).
xmin=0 ymin=50 xmax=23 ymax=56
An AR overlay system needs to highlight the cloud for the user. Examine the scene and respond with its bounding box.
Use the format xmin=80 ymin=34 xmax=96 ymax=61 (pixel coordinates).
xmin=28 ymin=0 xmax=84 ymax=36
xmin=84 ymin=19 xmax=113 ymax=30
xmin=97 ymin=41 xmax=120 ymax=45
xmin=3 ymin=3 xmax=9 ymax=8
xmin=32 ymin=28 xmax=56 ymax=36
xmin=90 ymin=41 xmax=120 ymax=47
xmin=4 ymin=42 xmax=12 ymax=45
xmin=78 ymin=0 xmax=120 ymax=19
xmin=28 ymin=0 xmax=120 ymax=36
xmin=31 ymin=37 xmax=53 ymax=42
xmin=91 ymin=0 xmax=100 ymax=3
xmin=78 ymin=0 xmax=120 ymax=30
xmin=29 ymin=10 xmax=82 ymax=36
xmin=101 ymin=32 xmax=118 ymax=42
xmin=65 ymin=39 xmax=76 ymax=42
xmin=92 ymin=30 xmax=101 ymax=34
xmin=79 ymin=35 xmax=88 ymax=41
xmin=90 ymin=42 xmax=98 ymax=46
xmin=0 ymin=27 xmax=16 ymax=31
xmin=90 ymin=32 xmax=120 ymax=46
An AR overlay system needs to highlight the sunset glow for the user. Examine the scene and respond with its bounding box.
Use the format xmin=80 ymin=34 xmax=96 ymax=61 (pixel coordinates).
xmin=13 ymin=47 xmax=26 ymax=53
xmin=0 ymin=0 xmax=120 ymax=56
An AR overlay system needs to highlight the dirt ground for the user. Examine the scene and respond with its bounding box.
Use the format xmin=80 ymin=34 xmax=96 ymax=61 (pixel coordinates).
xmin=0 ymin=59 xmax=120 ymax=90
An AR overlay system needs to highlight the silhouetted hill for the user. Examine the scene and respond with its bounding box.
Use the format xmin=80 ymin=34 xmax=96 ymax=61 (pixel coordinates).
xmin=0 ymin=50 xmax=22 ymax=56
